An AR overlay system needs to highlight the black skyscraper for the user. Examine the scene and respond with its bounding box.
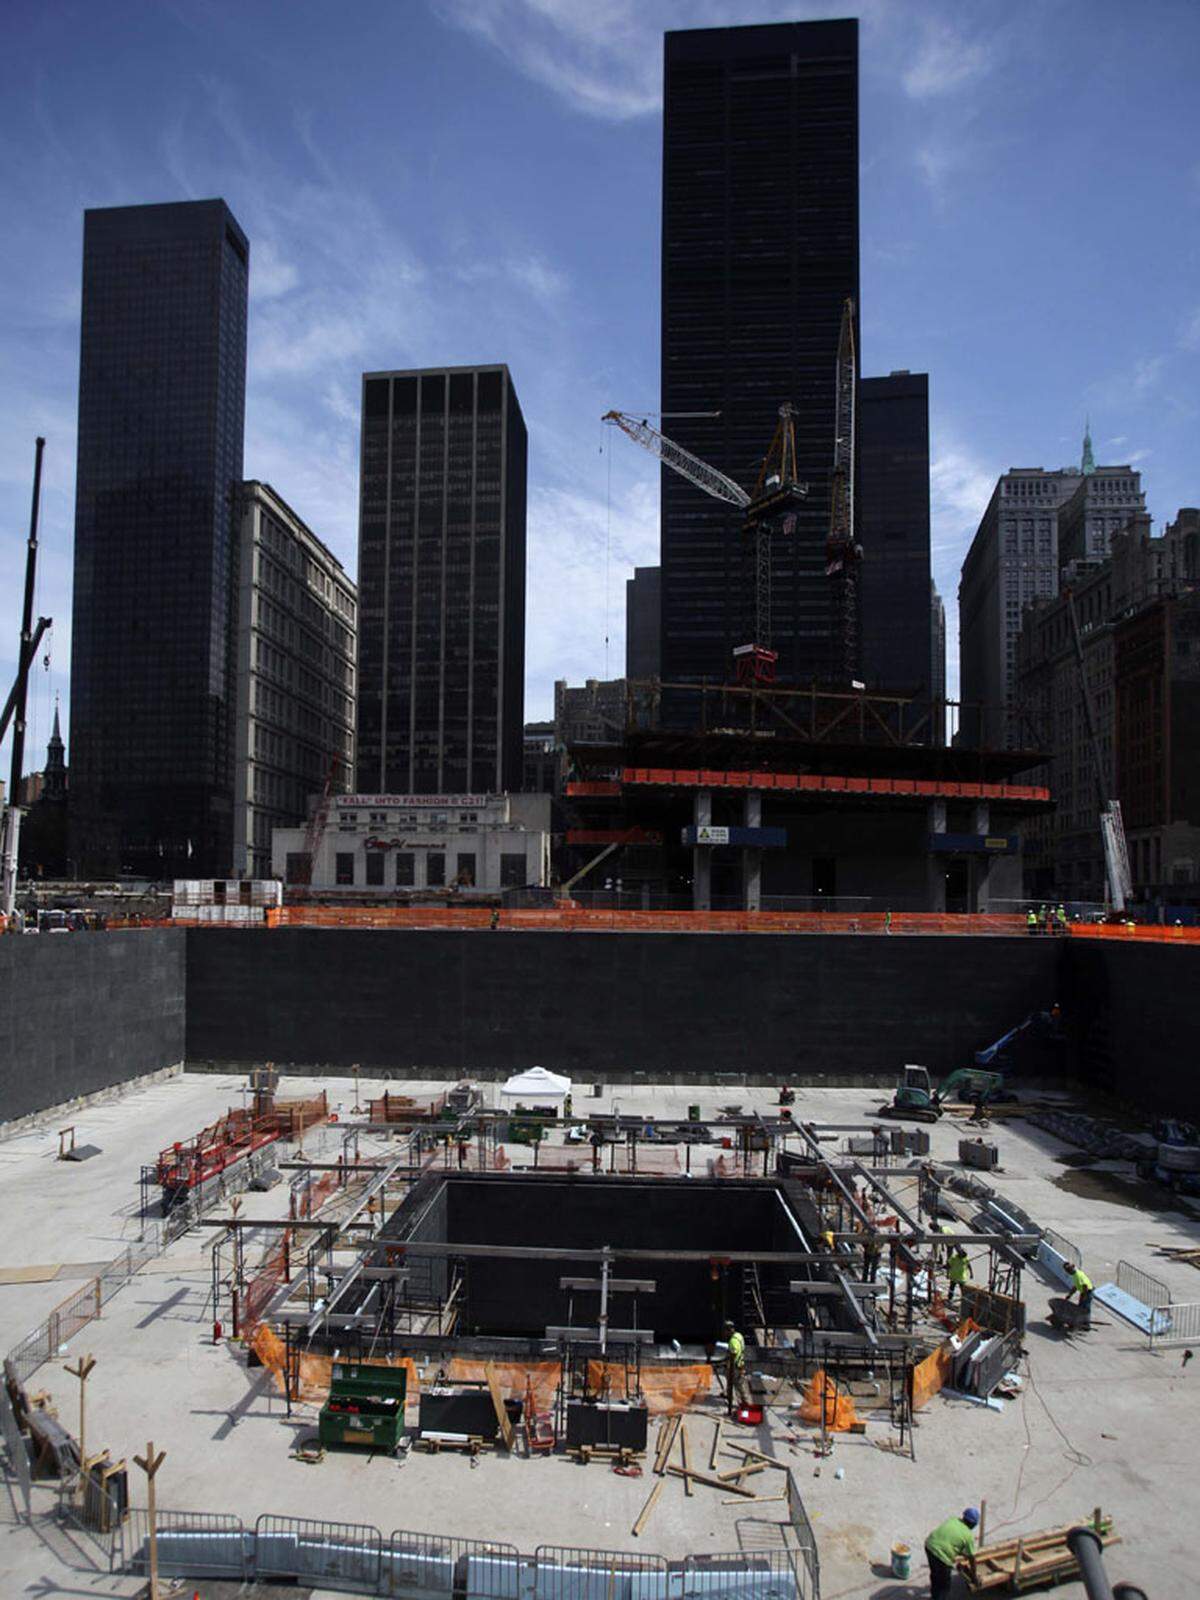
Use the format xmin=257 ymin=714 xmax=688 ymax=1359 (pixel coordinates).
xmin=356 ymin=366 xmax=527 ymax=795
xmin=858 ymin=372 xmax=933 ymax=717
xmin=660 ymin=20 xmax=859 ymax=695
xmin=69 ymin=200 xmax=248 ymax=877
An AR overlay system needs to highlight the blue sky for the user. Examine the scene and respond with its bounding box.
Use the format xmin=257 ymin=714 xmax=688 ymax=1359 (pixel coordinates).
xmin=1 ymin=0 xmax=1197 ymax=780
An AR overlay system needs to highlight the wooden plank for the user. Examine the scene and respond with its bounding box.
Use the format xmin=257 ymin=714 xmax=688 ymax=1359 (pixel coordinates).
xmin=666 ymin=1465 xmax=758 ymax=1498
xmin=720 ymin=1444 xmax=789 ymax=1470
xmin=715 ymin=1462 xmax=767 ymax=1485
xmin=680 ymin=1421 xmax=692 ymax=1497
xmin=709 ymin=1419 xmax=722 ymax=1472
xmin=483 ymin=1363 xmax=515 ymax=1452
xmin=653 ymin=1415 xmax=681 ymax=1476
xmin=631 ymin=1477 xmax=664 ymax=1539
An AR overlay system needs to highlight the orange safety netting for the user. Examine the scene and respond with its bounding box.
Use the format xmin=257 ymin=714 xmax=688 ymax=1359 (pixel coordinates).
xmin=911 ymin=1318 xmax=980 ymax=1411
xmin=586 ymin=1361 xmax=712 ymax=1416
xmin=797 ymin=1369 xmax=859 ymax=1432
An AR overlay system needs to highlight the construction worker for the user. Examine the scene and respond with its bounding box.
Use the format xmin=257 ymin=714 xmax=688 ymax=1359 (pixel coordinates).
xmin=924 ymin=1507 xmax=979 ymax=1599
xmin=1026 ymin=907 xmax=1038 ymax=935
xmin=1056 ymin=904 xmax=1067 ymax=934
xmin=723 ymin=1319 xmax=746 ymax=1413
xmin=946 ymin=1246 xmax=971 ymax=1307
xmin=1064 ymin=1262 xmax=1094 ymax=1317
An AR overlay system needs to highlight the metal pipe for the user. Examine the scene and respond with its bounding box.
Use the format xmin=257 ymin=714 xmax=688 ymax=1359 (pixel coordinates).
xmin=1066 ymin=1528 xmax=1114 ymax=1599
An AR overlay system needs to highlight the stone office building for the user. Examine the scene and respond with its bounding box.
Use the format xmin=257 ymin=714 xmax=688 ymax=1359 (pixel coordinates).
xmin=273 ymin=792 xmax=550 ymax=895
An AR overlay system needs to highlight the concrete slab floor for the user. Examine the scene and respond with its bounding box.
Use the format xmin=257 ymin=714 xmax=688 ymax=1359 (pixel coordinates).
xmin=0 ymin=1070 xmax=1195 ymax=1597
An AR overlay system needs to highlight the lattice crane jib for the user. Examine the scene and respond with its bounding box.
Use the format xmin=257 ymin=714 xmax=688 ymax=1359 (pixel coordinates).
xmin=601 ymin=412 xmax=750 ymax=508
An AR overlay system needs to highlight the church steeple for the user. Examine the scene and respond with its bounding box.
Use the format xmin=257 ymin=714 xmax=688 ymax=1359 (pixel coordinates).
xmin=1081 ymin=417 xmax=1095 ymax=476
xmin=43 ymin=696 xmax=66 ymax=802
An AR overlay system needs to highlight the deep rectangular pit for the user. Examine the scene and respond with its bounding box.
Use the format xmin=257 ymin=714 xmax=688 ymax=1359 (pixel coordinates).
xmin=384 ymin=1173 xmax=813 ymax=1345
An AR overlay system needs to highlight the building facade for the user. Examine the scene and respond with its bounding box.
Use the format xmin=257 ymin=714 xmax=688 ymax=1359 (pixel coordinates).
xmin=356 ymin=366 xmax=527 ymax=796
xmin=1017 ymin=509 xmax=1199 ymax=903
xmin=555 ymin=679 xmax=627 ymax=747
xmin=272 ymin=791 xmax=550 ymax=894
xmin=522 ymin=722 xmax=563 ymax=796
xmin=69 ymin=199 xmax=249 ymax=877
xmin=660 ymin=20 xmax=859 ymax=695
xmin=959 ymin=434 xmax=1144 ymax=749
xmin=858 ymin=372 xmax=933 ymax=716
xmin=233 ymin=483 xmax=358 ymax=878
xmin=626 ymin=566 xmax=661 ymax=679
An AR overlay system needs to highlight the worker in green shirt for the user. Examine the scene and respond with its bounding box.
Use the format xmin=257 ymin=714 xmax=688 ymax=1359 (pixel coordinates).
xmin=946 ymin=1246 xmax=971 ymax=1307
xmin=925 ymin=1507 xmax=978 ymax=1598
xmin=722 ymin=1320 xmax=746 ymax=1413
xmin=1064 ymin=1262 xmax=1094 ymax=1315
xmin=1026 ymin=908 xmax=1038 ymax=935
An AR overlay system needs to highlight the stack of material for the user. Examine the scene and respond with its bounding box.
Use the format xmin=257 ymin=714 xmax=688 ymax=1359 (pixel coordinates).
xmin=966 ymin=1516 xmax=1118 ymax=1592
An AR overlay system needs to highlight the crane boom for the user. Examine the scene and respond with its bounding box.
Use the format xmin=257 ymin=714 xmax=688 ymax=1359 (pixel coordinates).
xmin=826 ymin=297 xmax=862 ymax=681
xmin=1064 ymin=589 xmax=1133 ymax=912
xmin=602 ymin=411 xmax=750 ymax=508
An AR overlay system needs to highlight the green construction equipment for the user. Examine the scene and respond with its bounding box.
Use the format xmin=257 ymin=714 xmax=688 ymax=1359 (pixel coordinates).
xmin=877 ymin=1064 xmax=1008 ymax=1124
xmin=318 ymin=1360 xmax=407 ymax=1453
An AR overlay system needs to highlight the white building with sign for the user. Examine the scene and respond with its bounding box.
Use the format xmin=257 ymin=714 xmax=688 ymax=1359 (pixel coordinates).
xmin=271 ymin=793 xmax=551 ymax=894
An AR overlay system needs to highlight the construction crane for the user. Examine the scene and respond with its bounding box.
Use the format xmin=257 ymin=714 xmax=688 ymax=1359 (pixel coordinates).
xmin=1064 ymin=588 xmax=1133 ymax=912
xmin=603 ymin=407 xmax=807 ymax=684
xmin=294 ymin=753 xmax=341 ymax=887
xmin=825 ymin=298 xmax=862 ymax=683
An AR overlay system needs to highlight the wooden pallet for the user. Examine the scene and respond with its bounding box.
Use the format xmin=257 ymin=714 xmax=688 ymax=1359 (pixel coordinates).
xmin=966 ymin=1518 xmax=1118 ymax=1592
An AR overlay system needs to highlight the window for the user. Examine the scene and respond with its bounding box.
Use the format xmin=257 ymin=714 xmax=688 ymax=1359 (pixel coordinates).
xmin=426 ymin=852 xmax=445 ymax=887
xmin=366 ymin=852 xmax=385 ymax=886
xmin=456 ymin=852 xmax=476 ymax=887
xmin=285 ymin=852 xmax=310 ymax=885
xmin=396 ymin=852 xmax=415 ymax=887
xmin=336 ymin=852 xmax=355 ymax=885
xmin=500 ymin=852 xmax=526 ymax=888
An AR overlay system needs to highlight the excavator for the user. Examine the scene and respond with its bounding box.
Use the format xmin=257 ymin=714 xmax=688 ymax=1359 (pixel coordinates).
xmin=876 ymin=1065 xmax=1007 ymax=1125
xmin=877 ymin=1007 xmax=1064 ymax=1123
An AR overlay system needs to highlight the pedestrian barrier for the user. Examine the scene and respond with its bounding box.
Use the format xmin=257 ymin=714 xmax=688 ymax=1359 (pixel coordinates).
xmin=1147 ymin=1300 xmax=1200 ymax=1350
xmin=1115 ymin=1259 xmax=1171 ymax=1315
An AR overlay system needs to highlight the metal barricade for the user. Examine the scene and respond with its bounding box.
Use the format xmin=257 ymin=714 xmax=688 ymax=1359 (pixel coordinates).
xmin=1039 ymin=1227 xmax=1080 ymax=1267
xmin=385 ymin=1529 xmax=524 ymax=1599
xmin=124 ymin=1508 xmax=250 ymax=1580
xmin=1115 ymin=1259 xmax=1171 ymax=1313
xmin=254 ymin=1513 xmax=383 ymax=1591
xmin=785 ymin=1471 xmax=820 ymax=1598
xmin=681 ymin=1552 xmax=804 ymax=1600
xmin=0 ymin=1377 xmax=31 ymax=1516
xmin=534 ymin=1543 xmax=670 ymax=1600
xmin=1148 ymin=1300 xmax=1200 ymax=1351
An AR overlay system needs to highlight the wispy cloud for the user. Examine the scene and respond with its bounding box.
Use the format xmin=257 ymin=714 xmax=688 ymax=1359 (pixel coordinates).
xmin=432 ymin=0 xmax=664 ymax=120
xmin=903 ymin=19 xmax=995 ymax=100
xmin=1181 ymin=307 xmax=1200 ymax=351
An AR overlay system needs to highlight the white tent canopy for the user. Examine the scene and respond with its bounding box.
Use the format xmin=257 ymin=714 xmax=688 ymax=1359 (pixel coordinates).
xmin=499 ymin=1066 xmax=572 ymax=1101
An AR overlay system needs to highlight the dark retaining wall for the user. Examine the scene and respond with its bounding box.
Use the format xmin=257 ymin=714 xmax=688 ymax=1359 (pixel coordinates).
xmin=185 ymin=928 xmax=1062 ymax=1081
xmin=0 ymin=929 xmax=185 ymax=1121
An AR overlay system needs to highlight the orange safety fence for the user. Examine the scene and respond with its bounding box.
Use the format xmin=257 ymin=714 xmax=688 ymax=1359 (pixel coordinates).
xmin=260 ymin=905 xmax=1032 ymax=937
xmin=587 ymin=1361 xmax=713 ymax=1415
xmin=910 ymin=1318 xmax=981 ymax=1411
xmin=1067 ymin=921 xmax=1200 ymax=944
xmin=797 ymin=1369 xmax=859 ymax=1431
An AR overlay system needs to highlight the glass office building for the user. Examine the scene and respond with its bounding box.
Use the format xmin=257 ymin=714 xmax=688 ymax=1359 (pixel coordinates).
xmin=356 ymin=366 xmax=527 ymax=795
xmin=660 ymin=20 xmax=860 ymax=695
xmin=69 ymin=199 xmax=249 ymax=877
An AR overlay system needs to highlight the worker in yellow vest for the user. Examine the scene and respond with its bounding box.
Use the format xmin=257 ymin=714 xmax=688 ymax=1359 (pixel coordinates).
xmin=946 ymin=1246 xmax=971 ymax=1307
xmin=1064 ymin=1262 xmax=1094 ymax=1316
xmin=723 ymin=1320 xmax=746 ymax=1413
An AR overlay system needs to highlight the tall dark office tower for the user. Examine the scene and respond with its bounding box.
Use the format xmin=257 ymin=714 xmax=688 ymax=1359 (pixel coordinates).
xmin=858 ymin=372 xmax=933 ymax=713
xmin=356 ymin=366 xmax=527 ymax=795
xmin=626 ymin=565 xmax=661 ymax=679
xmin=660 ymin=20 xmax=859 ymax=695
xmin=69 ymin=200 xmax=248 ymax=877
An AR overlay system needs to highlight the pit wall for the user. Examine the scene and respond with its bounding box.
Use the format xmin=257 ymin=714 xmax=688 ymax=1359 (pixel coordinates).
xmin=185 ymin=928 xmax=1059 ymax=1081
xmin=2 ymin=927 xmax=1196 ymax=1126
xmin=0 ymin=928 xmax=185 ymax=1122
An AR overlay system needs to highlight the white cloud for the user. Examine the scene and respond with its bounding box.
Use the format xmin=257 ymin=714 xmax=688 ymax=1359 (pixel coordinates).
xmin=928 ymin=435 xmax=997 ymax=704
xmin=249 ymin=238 xmax=299 ymax=302
xmin=903 ymin=20 xmax=994 ymax=100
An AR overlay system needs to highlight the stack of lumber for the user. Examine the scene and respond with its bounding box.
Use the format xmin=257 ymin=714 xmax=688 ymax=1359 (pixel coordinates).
xmin=966 ymin=1518 xmax=1119 ymax=1592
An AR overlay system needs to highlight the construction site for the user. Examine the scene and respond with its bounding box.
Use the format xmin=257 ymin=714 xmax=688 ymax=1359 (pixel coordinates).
xmin=0 ymin=985 xmax=1194 ymax=1599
